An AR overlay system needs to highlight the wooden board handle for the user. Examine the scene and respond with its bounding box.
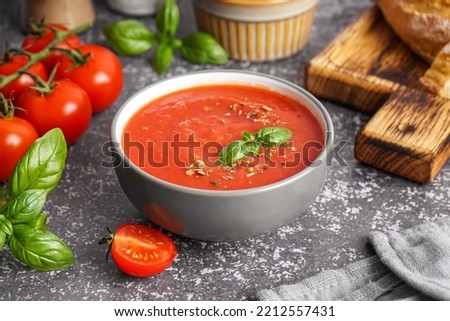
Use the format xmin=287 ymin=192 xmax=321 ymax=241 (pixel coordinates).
xmin=355 ymin=86 xmax=450 ymax=183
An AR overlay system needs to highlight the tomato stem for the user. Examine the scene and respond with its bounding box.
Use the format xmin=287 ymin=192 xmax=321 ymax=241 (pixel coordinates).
xmin=0 ymin=23 xmax=91 ymax=89
xmin=99 ymin=227 xmax=115 ymax=263
xmin=6 ymin=48 xmax=32 ymax=59
xmin=20 ymin=69 xmax=55 ymax=95
xmin=0 ymin=42 xmax=12 ymax=64
xmin=52 ymin=47 xmax=91 ymax=66
xmin=27 ymin=20 xmax=48 ymax=37
xmin=0 ymin=93 xmax=14 ymax=118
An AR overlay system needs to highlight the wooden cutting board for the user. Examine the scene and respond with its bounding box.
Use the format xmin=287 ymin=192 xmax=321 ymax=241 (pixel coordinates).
xmin=305 ymin=6 xmax=450 ymax=183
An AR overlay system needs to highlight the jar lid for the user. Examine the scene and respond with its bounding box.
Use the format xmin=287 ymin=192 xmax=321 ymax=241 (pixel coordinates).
xmin=216 ymin=0 xmax=292 ymax=6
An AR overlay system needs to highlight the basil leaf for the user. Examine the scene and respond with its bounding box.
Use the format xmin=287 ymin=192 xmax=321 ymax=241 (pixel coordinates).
xmin=218 ymin=140 xmax=248 ymax=165
xmin=156 ymin=0 xmax=180 ymax=41
xmin=245 ymin=141 xmax=261 ymax=156
xmin=8 ymin=129 xmax=67 ymax=198
xmin=255 ymin=127 xmax=293 ymax=147
xmin=153 ymin=44 xmax=173 ymax=75
xmin=0 ymin=185 xmax=7 ymax=208
xmin=5 ymin=189 xmax=46 ymax=224
xmin=180 ymin=32 xmax=228 ymax=65
xmin=25 ymin=213 xmax=48 ymax=231
xmin=0 ymin=218 xmax=13 ymax=236
xmin=169 ymin=38 xmax=182 ymax=49
xmin=103 ymin=20 xmax=154 ymax=56
xmin=0 ymin=230 xmax=6 ymax=250
xmin=9 ymin=224 xmax=75 ymax=271
xmin=242 ymin=132 xmax=255 ymax=142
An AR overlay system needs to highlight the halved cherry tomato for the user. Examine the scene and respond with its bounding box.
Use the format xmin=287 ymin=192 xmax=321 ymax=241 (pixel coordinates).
xmin=54 ymin=44 xmax=123 ymax=113
xmin=104 ymin=223 xmax=177 ymax=278
xmin=22 ymin=23 xmax=82 ymax=72
xmin=0 ymin=54 xmax=48 ymax=101
xmin=0 ymin=115 xmax=38 ymax=181
xmin=15 ymin=79 xmax=92 ymax=145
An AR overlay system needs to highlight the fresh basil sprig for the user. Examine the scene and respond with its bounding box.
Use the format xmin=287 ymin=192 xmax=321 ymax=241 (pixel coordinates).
xmin=103 ymin=0 xmax=228 ymax=75
xmin=0 ymin=129 xmax=75 ymax=271
xmin=218 ymin=126 xmax=293 ymax=165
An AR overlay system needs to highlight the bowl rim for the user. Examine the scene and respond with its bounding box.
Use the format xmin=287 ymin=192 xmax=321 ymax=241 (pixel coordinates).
xmin=111 ymin=69 xmax=334 ymax=197
xmin=194 ymin=0 xmax=317 ymax=22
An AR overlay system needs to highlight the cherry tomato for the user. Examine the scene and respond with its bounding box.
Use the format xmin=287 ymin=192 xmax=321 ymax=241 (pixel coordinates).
xmin=0 ymin=116 xmax=38 ymax=181
xmin=106 ymin=223 xmax=177 ymax=278
xmin=15 ymin=79 xmax=92 ymax=145
xmin=54 ymin=44 xmax=123 ymax=113
xmin=22 ymin=24 xmax=82 ymax=72
xmin=0 ymin=54 xmax=48 ymax=101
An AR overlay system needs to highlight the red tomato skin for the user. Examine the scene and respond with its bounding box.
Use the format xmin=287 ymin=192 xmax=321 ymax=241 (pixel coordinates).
xmin=111 ymin=223 xmax=177 ymax=278
xmin=15 ymin=79 xmax=92 ymax=145
xmin=0 ymin=116 xmax=38 ymax=181
xmin=0 ymin=55 xmax=48 ymax=101
xmin=54 ymin=44 xmax=123 ymax=113
xmin=22 ymin=24 xmax=82 ymax=72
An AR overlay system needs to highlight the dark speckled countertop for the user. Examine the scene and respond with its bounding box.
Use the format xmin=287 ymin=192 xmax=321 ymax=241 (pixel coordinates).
xmin=0 ymin=0 xmax=448 ymax=301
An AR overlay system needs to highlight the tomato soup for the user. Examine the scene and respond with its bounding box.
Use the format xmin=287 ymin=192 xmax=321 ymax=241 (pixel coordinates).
xmin=123 ymin=84 xmax=324 ymax=190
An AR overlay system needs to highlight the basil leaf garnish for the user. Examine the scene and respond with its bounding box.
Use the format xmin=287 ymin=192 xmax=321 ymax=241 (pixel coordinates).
xmin=218 ymin=140 xmax=248 ymax=165
xmin=5 ymin=189 xmax=47 ymax=224
xmin=256 ymin=127 xmax=293 ymax=147
xmin=0 ymin=231 xmax=6 ymax=249
xmin=156 ymin=0 xmax=180 ymax=41
xmin=242 ymin=132 xmax=255 ymax=142
xmin=3 ymin=129 xmax=73 ymax=271
xmin=180 ymin=32 xmax=228 ymax=65
xmin=245 ymin=141 xmax=261 ymax=156
xmin=25 ymin=213 xmax=48 ymax=231
xmin=0 ymin=218 xmax=13 ymax=236
xmin=153 ymin=44 xmax=174 ymax=75
xmin=217 ymin=126 xmax=293 ymax=166
xmin=103 ymin=19 xmax=155 ymax=56
xmin=9 ymin=224 xmax=75 ymax=271
xmin=8 ymin=128 xmax=67 ymax=198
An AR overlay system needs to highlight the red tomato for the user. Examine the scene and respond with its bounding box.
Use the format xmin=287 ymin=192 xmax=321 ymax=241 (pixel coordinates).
xmin=54 ymin=44 xmax=123 ymax=113
xmin=15 ymin=79 xmax=92 ymax=145
xmin=22 ymin=24 xmax=82 ymax=72
xmin=0 ymin=116 xmax=38 ymax=181
xmin=0 ymin=55 xmax=48 ymax=101
xmin=108 ymin=223 xmax=177 ymax=277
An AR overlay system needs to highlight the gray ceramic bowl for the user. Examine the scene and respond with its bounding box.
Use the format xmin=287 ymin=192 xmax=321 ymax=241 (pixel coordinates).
xmin=111 ymin=70 xmax=333 ymax=241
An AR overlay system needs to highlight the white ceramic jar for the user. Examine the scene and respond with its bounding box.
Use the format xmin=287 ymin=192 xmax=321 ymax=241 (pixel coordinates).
xmin=107 ymin=0 xmax=164 ymax=16
xmin=193 ymin=0 xmax=318 ymax=62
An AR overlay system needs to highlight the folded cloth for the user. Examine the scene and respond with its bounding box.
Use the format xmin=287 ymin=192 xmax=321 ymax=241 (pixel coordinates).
xmin=256 ymin=216 xmax=450 ymax=301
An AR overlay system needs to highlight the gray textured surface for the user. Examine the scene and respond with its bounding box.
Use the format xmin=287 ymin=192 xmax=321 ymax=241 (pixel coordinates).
xmin=0 ymin=0 xmax=449 ymax=301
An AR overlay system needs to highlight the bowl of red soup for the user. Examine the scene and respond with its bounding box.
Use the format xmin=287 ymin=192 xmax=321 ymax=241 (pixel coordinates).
xmin=111 ymin=70 xmax=333 ymax=241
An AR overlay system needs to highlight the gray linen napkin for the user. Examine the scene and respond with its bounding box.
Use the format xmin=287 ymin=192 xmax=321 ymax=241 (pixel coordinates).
xmin=256 ymin=216 xmax=450 ymax=301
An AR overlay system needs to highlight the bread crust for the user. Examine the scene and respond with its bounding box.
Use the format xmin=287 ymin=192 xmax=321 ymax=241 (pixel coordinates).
xmin=376 ymin=0 xmax=450 ymax=64
xmin=420 ymin=43 xmax=450 ymax=98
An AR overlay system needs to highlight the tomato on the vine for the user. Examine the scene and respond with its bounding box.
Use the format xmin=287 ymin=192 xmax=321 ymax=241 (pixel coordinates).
xmin=0 ymin=54 xmax=48 ymax=101
xmin=100 ymin=223 xmax=177 ymax=278
xmin=22 ymin=23 xmax=82 ymax=72
xmin=16 ymin=78 xmax=92 ymax=145
xmin=54 ymin=44 xmax=123 ymax=113
xmin=0 ymin=114 xmax=38 ymax=182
